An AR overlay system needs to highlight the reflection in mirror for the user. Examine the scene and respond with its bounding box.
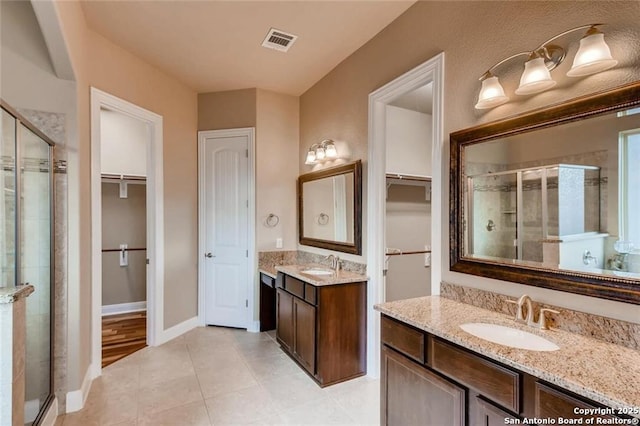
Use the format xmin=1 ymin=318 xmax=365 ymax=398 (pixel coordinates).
xmin=450 ymin=82 xmax=640 ymax=304
xmin=299 ymin=160 xmax=362 ymax=254
xmin=302 ymin=173 xmax=355 ymax=244
xmin=464 ymin=107 xmax=640 ymax=278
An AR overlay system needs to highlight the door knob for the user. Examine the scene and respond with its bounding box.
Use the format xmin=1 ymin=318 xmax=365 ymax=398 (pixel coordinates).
xmin=205 ymin=252 xmax=214 ymax=258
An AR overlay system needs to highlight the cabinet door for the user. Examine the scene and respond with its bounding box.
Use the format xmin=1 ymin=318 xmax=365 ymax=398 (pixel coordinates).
xmin=475 ymin=396 xmax=519 ymax=426
xmin=276 ymin=289 xmax=294 ymax=351
xmin=535 ymin=382 xmax=619 ymax=422
xmin=381 ymin=346 xmax=465 ymax=426
xmin=293 ymin=298 xmax=316 ymax=374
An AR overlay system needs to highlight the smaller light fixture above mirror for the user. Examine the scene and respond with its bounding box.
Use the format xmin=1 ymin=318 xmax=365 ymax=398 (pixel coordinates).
xmin=305 ymin=139 xmax=339 ymax=165
xmin=475 ymin=24 xmax=618 ymax=109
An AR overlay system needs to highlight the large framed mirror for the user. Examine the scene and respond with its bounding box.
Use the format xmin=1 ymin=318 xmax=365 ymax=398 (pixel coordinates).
xmin=450 ymin=82 xmax=640 ymax=304
xmin=299 ymin=160 xmax=362 ymax=254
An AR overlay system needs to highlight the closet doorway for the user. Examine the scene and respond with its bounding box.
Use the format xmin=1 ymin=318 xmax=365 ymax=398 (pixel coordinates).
xmin=367 ymin=53 xmax=444 ymax=377
xmin=384 ymin=84 xmax=434 ymax=302
xmin=90 ymin=88 xmax=164 ymax=374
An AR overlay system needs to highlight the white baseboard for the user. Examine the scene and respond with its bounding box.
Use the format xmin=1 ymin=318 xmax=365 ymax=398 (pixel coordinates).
xmin=41 ymin=397 xmax=58 ymax=426
xmin=247 ymin=320 xmax=260 ymax=333
xmin=65 ymin=363 xmax=94 ymax=413
xmin=157 ymin=316 xmax=199 ymax=345
xmin=102 ymin=301 xmax=146 ymax=316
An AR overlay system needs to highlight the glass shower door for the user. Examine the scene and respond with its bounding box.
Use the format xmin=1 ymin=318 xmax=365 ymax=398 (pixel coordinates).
xmin=1 ymin=109 xmax=16 ymax=286
xmin=20 ymin=124 xmax=53 ymax=425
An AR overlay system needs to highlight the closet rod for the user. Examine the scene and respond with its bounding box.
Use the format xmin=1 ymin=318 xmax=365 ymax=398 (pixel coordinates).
xmin=385 ymin=173 xmax=432 ymax=182
xmin=101 ymin=173 xmax=147 ymax=181
xmin=386 ymin=250 xmax=431 ymax=256
xmin=102 ymin=248 xmax=146 ymax=253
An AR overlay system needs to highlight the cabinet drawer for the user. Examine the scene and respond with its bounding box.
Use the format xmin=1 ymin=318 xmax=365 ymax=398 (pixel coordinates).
xmin=430 ymin=337 xmax=520 ymax=413
xmin=381 ymin=316 xmax=425 ymax=364
xmin=304 ymin=283 xmax=317 ymax=305
xmin=261 ymin=273 xmax=275 ymax=287
xmin=285 ymin=276 xmax=305 ymax=299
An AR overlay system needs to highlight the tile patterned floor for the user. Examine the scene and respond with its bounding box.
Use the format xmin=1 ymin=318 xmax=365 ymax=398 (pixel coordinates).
xmin=56 ymin=327 xmax=380 ymax=425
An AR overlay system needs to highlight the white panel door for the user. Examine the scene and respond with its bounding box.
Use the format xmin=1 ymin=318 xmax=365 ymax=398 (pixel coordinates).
xmin=203 ymin=135 xmax=249 ymax=328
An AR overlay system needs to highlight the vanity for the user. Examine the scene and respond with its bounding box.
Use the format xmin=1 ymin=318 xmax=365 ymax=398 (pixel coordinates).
xmin=376 ymin=297 xmax=640 ymax=425
xmin=274 ymin=264 xmax=367 ymax=387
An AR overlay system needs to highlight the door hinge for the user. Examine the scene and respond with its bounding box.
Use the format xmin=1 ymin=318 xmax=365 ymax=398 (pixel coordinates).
xmin=246 ymin=250 xmax=249 ymax=257
xmin=246 ymin=299 xmax=248 ymax=307
xmin=146 ymin=258 xmax=150 ymax=265
xmin=245 ymin=149 xmax=248 ymax=158
xmin=246 ymin=200 xmax=249 ymax=208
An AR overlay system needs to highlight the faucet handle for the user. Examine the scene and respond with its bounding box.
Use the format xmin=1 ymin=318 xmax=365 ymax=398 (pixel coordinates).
xmin=538 ymin=308 xmax=559 ymax=330
xmin=506 ymin=299 xmax=523 ymax=321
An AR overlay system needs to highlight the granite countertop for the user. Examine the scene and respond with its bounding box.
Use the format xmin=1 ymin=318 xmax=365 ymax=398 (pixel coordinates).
xmin=275 ymin=264 xmax=368 ymax=286
xmin=375 ymin=296 xmax=640 ymax=418
xmin=0 ymin=284 xmax=34 ymax=304
xmin=258 ymin=266 xmax=278 ymax=279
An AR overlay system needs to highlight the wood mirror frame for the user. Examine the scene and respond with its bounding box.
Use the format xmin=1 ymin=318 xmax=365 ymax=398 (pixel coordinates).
xmin=450 ymin=82 xmax=640 ymax=304
xmin=298 ymin=160 xmax=362 ymax=255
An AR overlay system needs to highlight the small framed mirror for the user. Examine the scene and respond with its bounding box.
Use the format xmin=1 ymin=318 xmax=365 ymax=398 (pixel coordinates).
xmin=298 ymin=160 xmax=362 ymax=254
xmin=450 ymin=82 xmax=640 ymax=304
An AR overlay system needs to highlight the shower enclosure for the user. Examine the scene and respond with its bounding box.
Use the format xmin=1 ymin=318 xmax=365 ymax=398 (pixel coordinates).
xmin=467 ymin=164 xmax=601 ymax=263
xmin=1 ymin=102 xmax=55 ymax=425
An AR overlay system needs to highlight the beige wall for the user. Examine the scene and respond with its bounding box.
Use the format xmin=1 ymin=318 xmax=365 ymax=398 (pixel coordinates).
xmin=55 ymin=0 xmax=198 ymax=390
xmin=299 ymin=1 xmax=640 ymax=322
xmin=198 ymin=89 xmax=257 ymax=131
xmin=256 ymin=89 xmax=299 ymax=251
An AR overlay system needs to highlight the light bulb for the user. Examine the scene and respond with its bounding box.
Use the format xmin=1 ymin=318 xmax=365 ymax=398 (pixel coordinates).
xmin=475 ymin=75 xmax=509 ymax=109
xmin=315 ymin=146 xmax=326 ymax=160
xmin=515 ymin=56 xmax=556 ymax=95
xmin=567 ymin=29 xmax=617 ymax=77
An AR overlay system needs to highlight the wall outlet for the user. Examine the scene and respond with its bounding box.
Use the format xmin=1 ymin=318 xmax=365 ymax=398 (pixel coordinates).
xmin=276 ymin=238 xmax=283 ymax=249
xmin=424 ymin=245 xmax=431 ymax=267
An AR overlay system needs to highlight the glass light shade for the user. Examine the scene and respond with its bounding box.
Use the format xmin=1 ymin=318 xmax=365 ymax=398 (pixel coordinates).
xmin=324 ymin=141 xmax=338 ymax=158
xmin=315 ymin=146 xmax=326 ymax=160
xmin=567 ymin=32 xmax=617 ymax=77
xmin=515 ymin=57 xmax=557 ymax=95
xmin=305 ymin=149 xmax=316 ymax=164
xmin=614 ymin=240 xmax=635 ymax=254
xmin=475 ymin=76 xmax=509 ymax=109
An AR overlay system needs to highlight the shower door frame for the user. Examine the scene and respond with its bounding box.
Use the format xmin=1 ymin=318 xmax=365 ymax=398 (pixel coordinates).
xmin=1 ymin=100 xmax=56 ymax=426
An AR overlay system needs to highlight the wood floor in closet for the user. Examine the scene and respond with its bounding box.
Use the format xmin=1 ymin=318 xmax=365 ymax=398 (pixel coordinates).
xmin=102 ymin=311 xmax=147 ymax=368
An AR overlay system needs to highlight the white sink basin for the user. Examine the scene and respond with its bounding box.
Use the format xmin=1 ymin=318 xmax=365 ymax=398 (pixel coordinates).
xmin=301 ymin=268 xmax=334 ymax=276
xmin=460 ymin=323 xmax=560 ymax=352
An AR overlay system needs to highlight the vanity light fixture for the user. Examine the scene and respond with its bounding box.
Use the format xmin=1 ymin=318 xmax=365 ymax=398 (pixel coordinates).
xmin=305 ymin=139 xmax=339 ymax=165
xmin=475 ymin=24 xmax=617 ymax=109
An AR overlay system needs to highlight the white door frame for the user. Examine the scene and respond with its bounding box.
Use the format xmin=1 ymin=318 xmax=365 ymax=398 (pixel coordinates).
xmin=90 ymin=88 xmax=164 ymax=377
xmin=197 ymin=128 xmax=257 ymax=332
xmin=366 ymin=53 xmax=445 ymax=377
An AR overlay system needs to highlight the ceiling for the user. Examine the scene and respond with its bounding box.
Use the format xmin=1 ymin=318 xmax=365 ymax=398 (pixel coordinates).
xmin=81 ymin=0 xmax=416 ymax=95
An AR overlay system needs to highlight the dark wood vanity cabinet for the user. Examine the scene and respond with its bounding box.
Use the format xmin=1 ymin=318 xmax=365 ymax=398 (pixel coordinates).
xmin=382 ymin=345 xmax=465 ymax=425
xmin=276 ymin=272 xmax=366 ymax=387
xmin=381 ymin=315 xmax=630 ymax=426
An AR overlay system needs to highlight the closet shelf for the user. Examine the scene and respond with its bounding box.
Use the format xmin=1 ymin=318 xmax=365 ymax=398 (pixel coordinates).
xmin=386 ymin=173 xmax=432 ymax=186
xmin=102 ymin=247 xmax=146 ymax=253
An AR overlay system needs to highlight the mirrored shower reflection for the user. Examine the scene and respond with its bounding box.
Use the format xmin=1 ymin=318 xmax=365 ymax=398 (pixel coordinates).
xmin=20 ymin=124 xmax=52 ymax=425
xmin=468 ymin=164 xmax=601 ymax=265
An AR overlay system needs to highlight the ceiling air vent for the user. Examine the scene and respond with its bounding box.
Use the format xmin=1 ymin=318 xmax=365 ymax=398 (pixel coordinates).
xmin=261 ymin=28 xmax=298 ymax=52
